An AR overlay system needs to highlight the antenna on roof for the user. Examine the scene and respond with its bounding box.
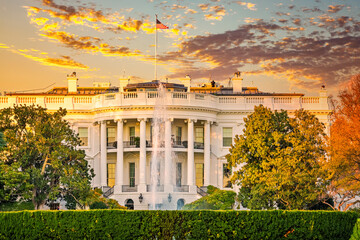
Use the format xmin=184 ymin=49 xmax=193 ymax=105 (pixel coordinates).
xmin=13 ymin=82 xmax=56 ymax=93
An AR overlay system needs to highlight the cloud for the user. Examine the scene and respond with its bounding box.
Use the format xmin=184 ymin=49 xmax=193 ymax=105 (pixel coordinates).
xmin=0 ymin=43 xmax=10 ymax=49
xmin=9 ymin=48 xmax=88 ymax=69
xmin=236 ymin=2 xmax=257 ymax=11
xmin=158 ymin=19 xmax=360 ymax=90
xmin=204 ymin=5 xmax=227 ymax=21
xmin=40 ymin=30 xmax=142 ymax=57
xmin=24 ymin=2 xmax=151 ymax=34
xmin=328 ymin=5 xmax=345 ymax=13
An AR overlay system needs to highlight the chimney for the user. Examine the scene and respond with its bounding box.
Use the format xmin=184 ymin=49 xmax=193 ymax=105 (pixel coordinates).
xmin=232 ymin=71 xmax=243 ymax=93
xmin=119 ymin=78 xmax=130 ymax=92
xmin=67 ymin=72 xmax=78 ymax=94
xmin=181 ymin=75 xmax=191 ymax=92
xmin=319 ymin=85 xmax=327 ymax=97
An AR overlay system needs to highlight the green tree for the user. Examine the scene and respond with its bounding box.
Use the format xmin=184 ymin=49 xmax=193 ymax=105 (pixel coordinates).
xmin=0 ymin=105 xmax=94 ymax=209
xmin=0 ymin=131 xmax=5 ymax=148
xmin=227 ymin=105 xmax=328 ymax=210
xmin=183 ymin=186 xmax=236 ymax=210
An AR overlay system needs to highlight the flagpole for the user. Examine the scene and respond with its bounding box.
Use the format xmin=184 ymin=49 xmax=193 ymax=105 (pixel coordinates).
xmin=155 ymin=14 xmax=158 ymax=80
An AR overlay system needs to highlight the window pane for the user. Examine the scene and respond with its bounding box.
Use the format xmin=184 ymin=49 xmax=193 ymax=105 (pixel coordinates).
xmin=176 ymin=127 xmax=182 ymax=143
xmin=176 ymin=162 xmax=182 ymax=187
xmin=223 ymin=163 xmax=232 ymax=188
xmin=195 ymin=127 xmax=204 ymax=143
xmin=130 ymin=127 xmax=135 ymax=145
xmin=129 ymin=163 xmax=135 ymax=187
xmin=107 ymin=163 xmax=116 ymax=187
xmin=195 ymin=163 xmax=204 ymax=187
xmin=223 ymin=127 xmax=232 ymax=147
xmin=78 ymin=127 xmax=88 ymax=146
xmin=107 ymin=127 xmax=116 ymax=145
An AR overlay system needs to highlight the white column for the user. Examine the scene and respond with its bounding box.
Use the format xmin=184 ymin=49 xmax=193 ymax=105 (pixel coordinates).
xmin=139 ymin=118 xmax=147 ymax=192
xmin=204 ymin=121 xmax=211 ymax=186
xmin=187 ymin=119 xmax=195 ymax=187
xmin=164 ymin=119 xmax=172 ymax=189
xmin=115 ymin=119 xmax=123 ymax=193
xmin=100 ymin=120 xmax=107 ymax=187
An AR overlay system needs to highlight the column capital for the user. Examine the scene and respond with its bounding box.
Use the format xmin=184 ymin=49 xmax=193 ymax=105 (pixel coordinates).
xmin=114 ymin=118 xmax=124 ymax=123
xmin=137 ymin=118 xmax=147 ymax=122
xmin=166 ymin=118 xmax=174 ymax=122
xmin=186 ymin=118 xmax=197 ymax=123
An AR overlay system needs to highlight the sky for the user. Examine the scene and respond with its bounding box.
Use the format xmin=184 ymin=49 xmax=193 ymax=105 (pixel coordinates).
xmin=0 ymin=0 xmax=359 ymax=96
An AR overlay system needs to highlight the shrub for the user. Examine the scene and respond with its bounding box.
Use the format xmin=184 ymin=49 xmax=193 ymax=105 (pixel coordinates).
xmin=0 ymin=210 xmax=357 ymax=240
xmin=89 ymin=201 xmax=108 ymax=209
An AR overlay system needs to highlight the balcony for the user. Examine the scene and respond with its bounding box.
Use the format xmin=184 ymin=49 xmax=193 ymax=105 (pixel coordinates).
xmin=108 ymin=140 xmax=204 ymax=150
xmin=173 ymin=185 xmax=189 ymax=192
xmin=122 ymin=185 xmax=138 ymax=192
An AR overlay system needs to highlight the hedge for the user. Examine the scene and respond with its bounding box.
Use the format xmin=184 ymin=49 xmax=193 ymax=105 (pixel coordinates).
xmin=0 ymin=210 xmax=357 ymax=240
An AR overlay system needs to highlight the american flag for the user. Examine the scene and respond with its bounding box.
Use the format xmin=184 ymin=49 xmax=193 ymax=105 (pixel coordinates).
xmin=156 ymin=19 xmax=169 ymax=29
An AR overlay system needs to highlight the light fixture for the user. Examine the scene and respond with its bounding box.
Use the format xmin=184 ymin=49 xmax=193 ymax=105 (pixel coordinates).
xmin=168 ymin=193 xmax=172 ymax=203
xmin=139 ymin=193 xmax=143 ymax=203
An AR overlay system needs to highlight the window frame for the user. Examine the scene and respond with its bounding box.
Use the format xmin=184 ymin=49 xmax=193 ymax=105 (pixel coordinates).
xmin=222 ymin=127 xmax=233 ymax=147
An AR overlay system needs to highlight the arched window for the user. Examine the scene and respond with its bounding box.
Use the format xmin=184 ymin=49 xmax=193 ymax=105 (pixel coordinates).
xmin=177 ymin=199 xmax=185 ymax=210
xmin=125 ymin=199 xmax=134 ymax=210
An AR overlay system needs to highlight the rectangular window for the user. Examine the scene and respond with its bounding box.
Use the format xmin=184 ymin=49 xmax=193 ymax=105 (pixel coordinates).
xmin=107 ymin=163 xmax=115 ymax=187
xmin=176 ymin=162 xmax=182 ymax=187
xmin=223 ymin=163 xmax=232 ymax=188
xmin=223 ymin=127 xmax=232 ymax=147
xmin=176 ymin=127 xmax=182 ymax=143
xmin=129 ymin=127 xmax=135 ymax=145
xmin=78 ymin=127 xmax=88 ymax=146
xmin=195 ymin=127 xmax=204 ymax=143
xmin=129 ymin=162 xmax=135 ymax=187
xmin=107 ymin=127 xmax=116 ymax=147
xmin=195 ymin=163 xmax=204 ymax=187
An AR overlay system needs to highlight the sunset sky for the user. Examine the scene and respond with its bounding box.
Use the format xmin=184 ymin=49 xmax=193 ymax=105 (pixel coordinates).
xmin=0 ymin=0 xmax=359 ymax=96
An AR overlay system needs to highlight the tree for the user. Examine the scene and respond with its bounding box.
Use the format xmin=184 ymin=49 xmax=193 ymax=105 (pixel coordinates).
xmin=183 ymin=185 xmax=236 ymax=210
xmin=0 ymin=105 xmax=94 ymax=209
xmin=326 ymin=74 xmax=360 ymax=211
xmin=227 ymin=105 xmax=328 ymax=210
xmin=0 ymin=131 xmax=5 ymax=148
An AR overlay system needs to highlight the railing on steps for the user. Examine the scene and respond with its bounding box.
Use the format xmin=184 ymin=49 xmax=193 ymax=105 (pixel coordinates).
xmin=197 ymin=186 xmax=208 ymax=197
xmin=103 ymin=187 xmax=114 ymax=198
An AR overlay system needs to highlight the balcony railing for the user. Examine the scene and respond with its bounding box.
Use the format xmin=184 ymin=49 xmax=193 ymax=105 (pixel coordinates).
xmin=109 ymin=140 xmax=204 ymax=149
xmin=146 ymin=185 xmax=164 ymax=192
xmin=122 ymin=185 xmax=138 ymax=192
xmin=194 ymin=142 xmax=204 ymax=149
xmin=174 ymin=185 xmax=189 ymax=192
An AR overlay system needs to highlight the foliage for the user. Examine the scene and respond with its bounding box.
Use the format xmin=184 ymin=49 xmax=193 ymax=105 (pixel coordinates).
xmin=0 ymin=105 xmax=94 ymax=209
xmin=90 ymin=201 xmax=108 ymax=209
xmin=0 ymin=201 xmax=34 ymax=211
xmin=326 ymin=74 xmax=360 ymax=211
xmin=183 ymin=186 xmax=236 ymax=210
xmin=227 ymin=105 xmax=328 ymax=210
xmin=350 ymin=218 xmax=360 ymax=240
xmin=0 ymin=210 xmax=357 ymax=239
xmin=0 ymin=132 xmax=5 ymax=148
xmin=81 ymin=189 xmax=126 ymax=210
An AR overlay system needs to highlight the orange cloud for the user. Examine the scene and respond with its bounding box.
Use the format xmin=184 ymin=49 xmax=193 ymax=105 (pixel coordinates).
xmin=9 ymin=48 xmax=88 ymax=69
xmin=41 ymin=30 xmax=142 ymax=57
xmin=236 ymin=1 xmax=257 ymax=11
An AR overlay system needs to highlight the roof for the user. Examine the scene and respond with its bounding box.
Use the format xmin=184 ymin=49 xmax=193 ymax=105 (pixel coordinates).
xmin=124 ymin=80 xmax=187 ymax=91
xmin=5 ymin=87 xmax=119 ymax=96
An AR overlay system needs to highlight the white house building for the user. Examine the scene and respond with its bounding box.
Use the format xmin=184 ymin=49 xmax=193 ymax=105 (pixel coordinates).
xmin=0 ymin=72 xmax=331 ymax=210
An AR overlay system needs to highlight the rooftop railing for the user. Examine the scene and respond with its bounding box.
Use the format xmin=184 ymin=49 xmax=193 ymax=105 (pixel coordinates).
xmin=0 ymin=92 xmax=329 ymax=112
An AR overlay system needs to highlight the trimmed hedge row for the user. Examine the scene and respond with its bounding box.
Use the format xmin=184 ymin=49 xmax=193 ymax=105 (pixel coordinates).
xmin=0 ymin=210 xmax=357 ymax=240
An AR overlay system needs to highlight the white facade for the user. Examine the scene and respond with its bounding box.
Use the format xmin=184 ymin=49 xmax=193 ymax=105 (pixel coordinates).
xmin=0 ymin=79 xmax=331 ymax=210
